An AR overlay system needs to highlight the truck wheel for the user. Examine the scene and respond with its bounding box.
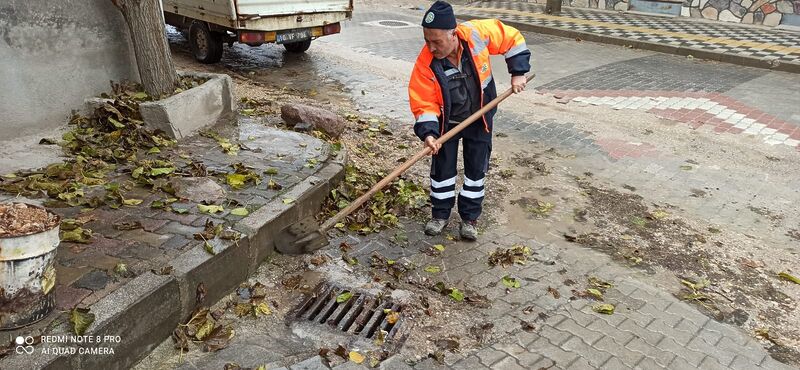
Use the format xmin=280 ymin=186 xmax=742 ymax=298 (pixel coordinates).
xmin=189 ymin=21 xmax=223 ymax=63
xmin=283 ymin=39 xmax=311 ymax=53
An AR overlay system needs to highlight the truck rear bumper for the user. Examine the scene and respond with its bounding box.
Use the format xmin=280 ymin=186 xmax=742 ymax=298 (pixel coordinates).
xmin=237 ymin=11 xmax=350 ymax=32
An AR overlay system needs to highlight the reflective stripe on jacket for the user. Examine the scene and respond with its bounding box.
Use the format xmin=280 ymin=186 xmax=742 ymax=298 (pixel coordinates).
xmin=409 ymin=19 xmax=531 ymax=141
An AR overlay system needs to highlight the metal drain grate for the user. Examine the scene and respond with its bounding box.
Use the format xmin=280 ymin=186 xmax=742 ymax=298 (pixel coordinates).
xmin=293 ymin=283 xmax=404 ymax=341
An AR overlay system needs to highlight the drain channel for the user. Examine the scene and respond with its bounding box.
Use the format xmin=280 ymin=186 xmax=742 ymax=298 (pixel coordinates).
xmin=294 ymin=283 xmax=404 ymax=341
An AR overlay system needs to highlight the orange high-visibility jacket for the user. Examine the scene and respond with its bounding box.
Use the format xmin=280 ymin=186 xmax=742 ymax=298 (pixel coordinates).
xmin=409 ymin=19 xmax=530 ymax=141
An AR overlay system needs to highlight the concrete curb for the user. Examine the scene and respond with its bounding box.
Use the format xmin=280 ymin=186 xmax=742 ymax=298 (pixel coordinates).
xmin=1 ymin=148 xmax=347 ymax=370
xmin=140 ymin=71 xmax=236 ymax=139
xmin=455 ymin=13 xmax=800 ymax=74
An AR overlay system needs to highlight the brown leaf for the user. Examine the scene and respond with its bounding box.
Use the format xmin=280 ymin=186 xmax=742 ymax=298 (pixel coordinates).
xmin=547 ymin=287 xmax=561 ymax=299
xmin=520 ymin=320 xmax=536 ymax=332
xmin=203 ymin=325 xmax=233 ymax=352
xmin=172 ymin=327 xmax=190 ymax=350
xmin=113 ymin=221 xmax=143 ymax=230
xmin=196 ymin=282 xmax=207 ymax=305
xmin=310 ymin=255 xmax=328 ymax=266
xmin=334 ymin=345 xmax=348 ymax=359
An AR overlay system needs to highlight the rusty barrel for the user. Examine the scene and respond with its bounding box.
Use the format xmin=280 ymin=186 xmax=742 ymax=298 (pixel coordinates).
xmin=0 ymin=205 xmax=59 ymax=330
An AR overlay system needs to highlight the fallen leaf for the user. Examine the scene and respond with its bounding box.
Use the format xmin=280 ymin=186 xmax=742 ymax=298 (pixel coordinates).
xmin=113 ymin=221 xmax=143 ymax=230
xmin=195 ymin=320 xmax=215 ymax=340
xmin=587 ymin=288 xmax=603 ymax=300
xmin=282 ymin=198 xmax=295 ymax=204
xmin=122 ymin=198 xmax=143 ymax=206
xmin=778 ymin=272 xmax=800 ymax=285
xmin=203 ymin=241 xmax=216 ymax=255
xmin=386 ymin=311 xmax=400 ymax=324
xmin=61 ymin=227 xmax=93 ymax=243
xmin=349 ymin=351 xmax=365 ymax=364
xmin=433 ymin=244 xmax=445 ymax=252
xmin=264 ymin=168 xmax=278 ymax=175
xmin=520 ymin=321 xmax=536 ymax=332
xmin=204 ymin=325 xmax=233 ymax=352
xmin=198 ymin=204 xmax=224 ymax=214
xmin=69 ymin=307 xmax=95 ymax=335
xmin=310 ymin=255 xmax=327 ymax=266
xmin=449 ymin=288 xmax=464 ymax=302
xmin=374 ymin=329 xmax=388 ymax=346
xmin=424 ymin=265 xmax=441 ymax=273
xmin=547 ymin=287 xmax=561 ymax=299
xmin=230 ymin=207 xmax=249 ymax=216
xmin=255 ymin=302 xmax=271 ymax=316
xmin=502 ymin=275 xmax=521 ymax=289
xmin=337 ymin=291 xmax=353 ymax=303
xmin=588 ymin=277 xmax=613 ymax=290
xmin=592 ymin=303 xmax=615 ymax=315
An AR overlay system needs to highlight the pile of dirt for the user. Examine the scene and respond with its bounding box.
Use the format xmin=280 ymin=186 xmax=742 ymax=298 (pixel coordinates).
xmin=0 ymin=203 xmax=59 ymax=237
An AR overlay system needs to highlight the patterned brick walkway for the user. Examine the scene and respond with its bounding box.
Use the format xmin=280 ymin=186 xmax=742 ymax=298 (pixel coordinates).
xmin=457 ymin=1 xmax=800 ymax=70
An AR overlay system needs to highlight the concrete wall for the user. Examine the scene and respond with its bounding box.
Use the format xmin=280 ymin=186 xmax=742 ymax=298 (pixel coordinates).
xmin=0 ymin=0 xmax=139 ymax=140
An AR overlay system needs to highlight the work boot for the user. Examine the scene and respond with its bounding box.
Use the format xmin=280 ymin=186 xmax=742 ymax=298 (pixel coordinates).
xmin=460 ymin=220 xmax=478 ymax=241
xmin=424 ymin=218 xmax=448 ymax=236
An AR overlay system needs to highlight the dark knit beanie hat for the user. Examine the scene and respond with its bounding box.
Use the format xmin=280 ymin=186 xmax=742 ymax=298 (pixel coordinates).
xmin=421 ymin=1 xmax=457 ymax=29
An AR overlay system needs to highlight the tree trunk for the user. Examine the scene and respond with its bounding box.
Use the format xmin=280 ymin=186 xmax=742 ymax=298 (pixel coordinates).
xmin=113 ymin=0 xmax=179 ymax=97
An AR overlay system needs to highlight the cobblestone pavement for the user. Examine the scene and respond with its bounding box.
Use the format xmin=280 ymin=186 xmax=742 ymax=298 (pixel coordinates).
xmin=456 ymin=1 xmax=800 ymax=68
xmin=133 ymin=2 xmax=800 ymax=369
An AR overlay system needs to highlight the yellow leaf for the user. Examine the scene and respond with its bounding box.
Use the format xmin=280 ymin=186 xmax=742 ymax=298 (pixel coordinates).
xmin=433 ymin=244 xmax=445 ymax=252
xmin=122 ymin=198 xmax=143 ymax=206
xmin=386 ymin=311 xmax=400 ymax=324
xmin=198 ymin=204 xmax=224 ymax=214
xmin=230 ymin=207 xmax=249 ymax=216
xmin=282 ymin=198 xmax=295 ymax=204
xmin=349 ymin=351 xmax=365 ymax=364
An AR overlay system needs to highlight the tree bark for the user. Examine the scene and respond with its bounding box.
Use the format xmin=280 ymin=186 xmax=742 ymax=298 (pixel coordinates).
xmin=113 ymin=0 xmax=179 ymax=97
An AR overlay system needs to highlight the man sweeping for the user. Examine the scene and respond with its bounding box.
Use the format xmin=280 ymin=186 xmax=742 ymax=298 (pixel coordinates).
xmin=409 ymin=1 xmax=531 ymax=240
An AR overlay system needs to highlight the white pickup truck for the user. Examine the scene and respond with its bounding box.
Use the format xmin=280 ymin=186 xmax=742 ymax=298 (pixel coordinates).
xmin=163 ymin=0 xmax=353 ymax=63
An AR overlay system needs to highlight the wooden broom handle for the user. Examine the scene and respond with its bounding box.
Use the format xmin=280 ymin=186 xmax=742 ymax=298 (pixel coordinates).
xmin=320 ymin=74 xmax=536 ymax=231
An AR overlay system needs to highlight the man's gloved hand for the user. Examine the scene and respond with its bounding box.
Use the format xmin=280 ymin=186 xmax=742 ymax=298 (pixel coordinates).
xmin=424 ymin=136 xmax=441 ymax=155
xmin=511 ymin=75 xmax=527 ymax=93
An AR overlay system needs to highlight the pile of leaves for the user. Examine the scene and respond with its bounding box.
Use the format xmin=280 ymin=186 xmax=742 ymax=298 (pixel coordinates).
xmin=172 ymin=306 xmax=234 ymax=353
xmin=319 ymin=344 xmax=389 ymax=368
xmin=0 ymin=81 xmax=176 ymax=209
xmin=230 ymin=282 xmax=272 ymax=318
xmin=320 ymin=164 xmax=427 ymax=234
xmin=488 ymin=245 xmax=532 ymax=267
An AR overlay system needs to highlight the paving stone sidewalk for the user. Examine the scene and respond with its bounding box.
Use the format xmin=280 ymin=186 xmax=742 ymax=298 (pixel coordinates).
xmin=275 ymin=219 xmax=794 ymax=370
xmin=0 ymin=118 xmax=343 ymax=369
xmin=456 ymin=1 xmax=800 ymax=72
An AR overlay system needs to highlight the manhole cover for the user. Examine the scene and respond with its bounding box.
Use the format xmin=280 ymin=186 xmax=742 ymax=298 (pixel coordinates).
xmin=293 ymin=283 xmax=405 ymax=342
xmin=379 ymin=20 xmax=412 ymax=27
xmin=362 ymin=20 xmax=418 ymax=29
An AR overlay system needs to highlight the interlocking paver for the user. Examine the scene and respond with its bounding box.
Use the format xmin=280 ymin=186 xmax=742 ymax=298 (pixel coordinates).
xmin=636 ymin=357 xmax=667 ymax=370
xmin=686 ymin=336 xmax=735 ymax=367
xmin=593 ymin=336 xmax=645 ymax=368
xmin=560 ymin=336 xmax=613 ymax=367
xmin=476 ymin=348 xmax=508 ymax=367
xmin=624 ymin=338 xmax=675 ymax=367
xmin=616 ymin=319 xmax=665 ymax=347
xmin=555 ymin=317 xmax=604 ymax=345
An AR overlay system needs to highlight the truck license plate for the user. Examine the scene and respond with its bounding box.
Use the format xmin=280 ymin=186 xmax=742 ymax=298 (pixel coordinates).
xmin=276 ymin=29 xmax=311 ymax=44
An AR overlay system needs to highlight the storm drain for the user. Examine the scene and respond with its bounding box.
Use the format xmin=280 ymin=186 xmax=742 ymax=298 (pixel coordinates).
xmin=293 ymin=283 xmax=405 ymax=342
xmin=362 ymin=20 xmax=418 ymax=29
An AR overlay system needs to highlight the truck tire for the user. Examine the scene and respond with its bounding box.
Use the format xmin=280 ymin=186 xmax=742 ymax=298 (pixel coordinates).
xmin=189 ymin=21 xmax=223 ymax=63
xmin=283 ymin=39 xmax=311 ymax=53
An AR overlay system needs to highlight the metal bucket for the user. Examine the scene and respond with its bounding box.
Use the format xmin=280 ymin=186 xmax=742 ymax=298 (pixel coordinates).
xmin=0 ymin=204 xmax=60 ymax=330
